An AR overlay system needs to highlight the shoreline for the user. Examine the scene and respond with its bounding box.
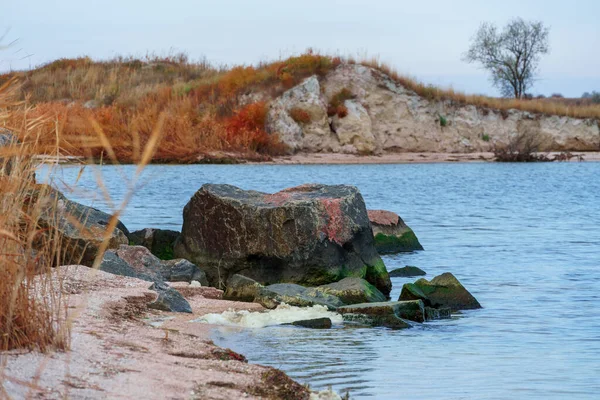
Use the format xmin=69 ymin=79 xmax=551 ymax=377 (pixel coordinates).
xmin=262 ymin=151 xmax=600 ymax=165
xmin=0 ymin=266 xmax=338 ymax=400
xmin=36 ymin=151 xmax=600 ymax=166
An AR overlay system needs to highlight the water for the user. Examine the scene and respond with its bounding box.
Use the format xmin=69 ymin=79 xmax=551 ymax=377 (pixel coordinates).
xmin=42 ymin=162 xmax=600 ymax=399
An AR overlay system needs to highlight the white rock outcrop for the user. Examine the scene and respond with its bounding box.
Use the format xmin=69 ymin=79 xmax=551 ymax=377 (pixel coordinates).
xmin=265 ymin=64 xmax=600 ymax=154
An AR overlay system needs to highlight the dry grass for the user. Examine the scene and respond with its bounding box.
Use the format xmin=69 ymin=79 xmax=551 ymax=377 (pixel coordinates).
xmin=0 ymin=78 xmax=70 ymax=352
xmin=356 ymin=56 xmax=600 ymax=120
xmin=2 ymin=50 xmax=598 ymax=163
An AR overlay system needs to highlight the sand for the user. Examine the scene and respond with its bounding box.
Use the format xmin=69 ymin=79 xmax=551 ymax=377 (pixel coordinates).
xmin=0 ymin=266 xmax=339 ymax=400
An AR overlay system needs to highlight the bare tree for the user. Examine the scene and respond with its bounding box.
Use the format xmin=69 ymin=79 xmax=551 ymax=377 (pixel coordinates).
xmin=464 ymin=18 xmax=550 ymax=98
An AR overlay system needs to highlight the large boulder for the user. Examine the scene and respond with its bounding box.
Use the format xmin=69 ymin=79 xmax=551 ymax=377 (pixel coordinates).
xmin=399 ymin=272 xmax=481 ymax=311
xmin=305 ymin=277 xmax=386 ymax=305
xmin=254 ymin=283 xmax=344 ymax=310
xmin=29 ymin=184 xmax=129 ymax=266
xmin=174 ymin=183 xmax=391 ymax=297
xmin=368 ymin=210 xmax=423 ymax=254
xmin=129 ymin=228 xmax=180 ymax=260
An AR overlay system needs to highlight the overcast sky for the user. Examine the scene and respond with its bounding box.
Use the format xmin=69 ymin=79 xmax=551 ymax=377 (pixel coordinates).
xmin=2 ymin=0 xmax=599 ymax=97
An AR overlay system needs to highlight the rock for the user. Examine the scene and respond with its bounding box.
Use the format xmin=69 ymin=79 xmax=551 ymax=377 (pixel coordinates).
xmin=99 ymin=245 xmax=164 ymax=282
xmin=224 ymin=274 xmax=264 ymax=302
xmin=389 ymin=266 xmax=427 ymax=277
xmin=266 ymin=76 xmax=337 ymax=153
xmin=254 ymin=283 xmax=344 ymax=310
xmin=368 ymin=210 xmax=423 ymax=254
xmin=289 ymin=318 xmax=332 ymax=329
xmin=425 ymin=307 xmax=452 ymax=321
xmin=174 ymin=183 xmax=391 ymax=297
xmin=100 ymin=245 xmax=206 ymax=285
xmin=83 ymin=99 xmax=100 ymax=109
xmin=129 ymin=228 xmax=180 ymax=260
xmin=29 ymin=184 xmax=129 ymax=266
xmin=342 ymin=313 xmax=411 ymax=329
xmin=159 ymin=259 xmax=208 ymax=285
xmin=399 ymin=272 xmax=481 ymax=311
xmin=305 ymin=277 xmax=386 ymax=305
xmin=169 ymin=282 xmax=224 ymax=300
xmin=337 ymin=300 xmax=425 ymax=323
xmin=331 ymin=100 xmax=376 ymax=153
xmin=147 ymin=282 xmax=192 ymax=313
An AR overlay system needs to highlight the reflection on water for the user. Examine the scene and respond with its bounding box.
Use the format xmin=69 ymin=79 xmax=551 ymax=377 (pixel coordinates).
xmin=41 ymin=162 xmax=600 ymax=399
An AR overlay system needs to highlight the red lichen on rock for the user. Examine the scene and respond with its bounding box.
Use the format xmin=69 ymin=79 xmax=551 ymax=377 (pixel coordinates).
xmin=321 ymin=198 xmax=348 ymax=245
xmin=263 ymin=191 xmax=294 ymax=206
xmin=367 ymin=209 xmax=399 ymax=226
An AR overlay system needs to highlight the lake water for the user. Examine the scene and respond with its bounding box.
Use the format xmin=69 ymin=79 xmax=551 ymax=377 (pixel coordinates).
xmin=42 ymin=162 xmax=600 ymax=399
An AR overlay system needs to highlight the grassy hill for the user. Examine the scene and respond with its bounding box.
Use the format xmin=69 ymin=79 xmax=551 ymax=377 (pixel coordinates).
xmin=2 ymin=51 xmax=598 ymax=163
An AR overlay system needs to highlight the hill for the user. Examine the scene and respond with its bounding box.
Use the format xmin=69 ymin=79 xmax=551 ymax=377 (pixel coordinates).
xmin=1 ymin=51 xmax=599 ymax=162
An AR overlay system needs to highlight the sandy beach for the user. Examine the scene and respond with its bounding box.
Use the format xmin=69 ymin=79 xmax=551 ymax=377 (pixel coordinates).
xmin=0 ymin=266 xmax=338 ymax=400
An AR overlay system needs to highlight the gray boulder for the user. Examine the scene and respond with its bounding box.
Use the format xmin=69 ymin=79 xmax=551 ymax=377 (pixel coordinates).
xmin=254 ymin=283 xmax=344 ymax=310
xmin=305 ymin=277 xmax=386 ymax=305
xmin=342 ymin=313 xmax=410 ymax=330
xmin=399 ymin=272 xmax=481 ymax=311
xmin=174 ymin=183 xmax=391 ymax=297
xmin=29 ymin=184 xmax=129 ymax=267
xmin=368 ymin=210 xmax=423 ymax=254
xmin=148 ymin=282 xmax=192 ymax=313
xmin=159 ymin=259 xmax=208 ymax=285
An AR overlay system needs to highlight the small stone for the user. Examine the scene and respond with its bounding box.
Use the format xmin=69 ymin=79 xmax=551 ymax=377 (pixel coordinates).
xmin=289 ymin=318 xmax=332 ymax=329
xmin=190 ymin=280 xmax=202 ymax=288
xmin=389 ymin=266 xmax=426 ymax=277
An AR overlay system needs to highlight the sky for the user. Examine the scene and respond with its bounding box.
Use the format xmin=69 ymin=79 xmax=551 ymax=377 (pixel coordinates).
xmin=2 ymin=0 xmax=599 ymax=97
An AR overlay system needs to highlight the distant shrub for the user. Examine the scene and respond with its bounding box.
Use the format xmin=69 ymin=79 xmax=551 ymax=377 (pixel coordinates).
xmin=551 ymin=93 xmax=564 ymax=98
xmin=289 ymin=107 xmax=311 ymax=124
xmin=482 ymin=133 xmax=490 ymax=142
xmin=327 ymin=88 xmax=354 ymax=118
xmin=439 ymin=115 xmax=448 ymax=127
xmin=336 ymin=105 xmax=348 ymax=118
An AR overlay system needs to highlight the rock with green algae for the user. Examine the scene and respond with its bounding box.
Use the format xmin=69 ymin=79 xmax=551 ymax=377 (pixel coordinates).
xmin=337 ymin=300 xmax=426 ymax=323
xmin=224 ymin=274 xmax=264 ymax=302
xmin=389 ymin=266 xmax=426 ymax=277
xmin=305 ymin=277 xmax=386 ymax=305
xmin=399 ymin=272 xmax=481 ymax=311
xmin=174 ymin=183 xmax=391 ymax=296
xmin=254 ymin=283 xmax=344 ymax=310
xmin=368 ymin=209 xmax=423 ymax=254
xmin=129 ymin=228 xmax=180 ymax=260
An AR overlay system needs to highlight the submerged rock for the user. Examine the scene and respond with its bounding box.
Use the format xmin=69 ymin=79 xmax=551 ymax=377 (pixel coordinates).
xmin=425 ymin=307 xmax=452 ymax=320
xmin=129 ymin=228 xmax=180 ymax=260
xmin=338 ymin=300 xmax=425 ymax=323
xmin=254 ymin=283 xmax=344 ymax=310
xmin=224 ymin=274 xmax=264 ymax=302
xmin=29 ymin=184 xmax=129 ymax=266
xmin=389 ymin=266 xmax=426 ymax=277
xmin=399 ymin=272 xmax=481 ymax=311
xmin=342 ymin=313 xmax=411 ymax=330
xmin=306 ymin=277 xmax=386 ymax=305
xmin=368 ymin=210 xmax=423 ymax=254
xmin=174 ymin=183 xmax=391 ymax=296
xmin=289 ymin=318 xmax=332 ymax=329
